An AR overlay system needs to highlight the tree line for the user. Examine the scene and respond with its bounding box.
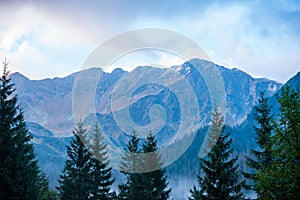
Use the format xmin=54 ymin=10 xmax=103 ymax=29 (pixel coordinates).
xmin=0 ymin=60 xmax=299 ymax=199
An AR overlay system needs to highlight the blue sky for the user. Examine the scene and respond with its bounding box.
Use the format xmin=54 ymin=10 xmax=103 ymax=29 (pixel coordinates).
xmin=0 ymin=0 xmax=299 ymax=82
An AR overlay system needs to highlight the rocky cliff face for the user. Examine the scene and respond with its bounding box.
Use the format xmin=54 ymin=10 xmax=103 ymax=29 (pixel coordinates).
xmin=11 ymin=59 xmax=282 ymax=137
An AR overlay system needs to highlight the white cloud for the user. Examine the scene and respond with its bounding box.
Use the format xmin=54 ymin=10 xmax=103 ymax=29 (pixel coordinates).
xmin=109 ymin=49 xmax=186 ymax=72
xmin=0 ymin=2 xmax=98 ymax=78
xmin=0 ymin=0 xmax=299 ymax=82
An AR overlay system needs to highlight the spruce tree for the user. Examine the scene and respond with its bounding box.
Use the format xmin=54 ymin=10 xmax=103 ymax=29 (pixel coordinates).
xmin=256 ymin=86 xmax=300 ymax=199
xmin=0 ymin=58 xmax=48 ymax=199
xmin=57 ymin=121 xmax=91 ymax=200
xmin=190 ymin=109 xmax=245 ymax=200
xmin=141 ymin=131 xmax=171 ymax=200
xmin=244 ymin=92 xmax=273 ymax=196
xmin=87 ymin=122 xmax=115 ymax=200
xmin=118 ymin=131 xmax=145 ymax=200
xmin=119 ymin=131 xmax=171 ymax=200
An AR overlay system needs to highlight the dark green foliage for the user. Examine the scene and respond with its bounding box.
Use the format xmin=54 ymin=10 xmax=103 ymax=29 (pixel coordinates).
xmin=0 ymin=58 xmax=48 ymax=199
xmin=190 ymin=109 xmax=245 ymax=200
xmin=244 ymin=92 xmax=273 ymax=195
xmin=87 ymin=123 xmax=115 ymax=200
xmin=141 ymin=132 xmax=171 ymax=200
xmin=118 ymin=131 xmax=171 ymax=200
xmin=41 ymin=189 xmax=59 ymax=200
xmin=118 ymin=131 xmax=145 ymax=200
xmin=57 ymin=121 xmax=91 ymax=200
xmin=256 ymin=86 xmax=300 ymax=199
xmin=119 ymin=131 xmax=141 ymax=173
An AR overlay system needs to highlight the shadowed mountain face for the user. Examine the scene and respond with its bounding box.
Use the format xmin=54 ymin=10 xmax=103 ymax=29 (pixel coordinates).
xmin=12 ymin=59 xmax=281 ymax=137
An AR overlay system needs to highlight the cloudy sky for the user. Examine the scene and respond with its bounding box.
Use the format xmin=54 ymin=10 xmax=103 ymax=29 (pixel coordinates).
xmin=0 ymin=0 xmax=299 ymax=82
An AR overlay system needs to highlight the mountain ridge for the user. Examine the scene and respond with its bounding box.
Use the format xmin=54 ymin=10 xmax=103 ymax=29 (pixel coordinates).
xmin=8 ymin=58 xmax=299 ymax=191
xmin=11 ymin=59 xmax=283 ymax=137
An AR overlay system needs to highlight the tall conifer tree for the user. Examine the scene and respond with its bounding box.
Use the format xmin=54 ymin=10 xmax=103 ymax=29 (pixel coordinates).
xmin=0 ymin=58 xmax=48 ymax=199
xmin=87 ymin=123 xmax=115 ymax=200
xmin=119 ymin=131 xmax=171 ymax=200
xmin=57 ymin=121 xmax=91 ymax=200
xmin=141 ymin=131 xmax=171 ymax=200
xmin=190 ymin=109 xmax=245 ymax=200
xmin=244 ymin=92 xmax=273 ymax=197
xmin=118 ymin=131 xmax=144 ymax=200
xmin=256 ymin=86 xmax=300 ymax=199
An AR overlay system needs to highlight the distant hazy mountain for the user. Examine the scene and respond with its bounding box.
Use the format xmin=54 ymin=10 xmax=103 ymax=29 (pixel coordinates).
xmin=10 ymin=58 xmax=286 ymax=190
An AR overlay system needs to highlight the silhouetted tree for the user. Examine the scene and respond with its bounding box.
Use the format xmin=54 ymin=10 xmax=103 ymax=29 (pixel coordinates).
xmin=87 ymin=123 xmax=115 ymax=200
xmin=190 ymin=109 xmax=245 ymax=200
xmin=57 ymin=121 xmax=91 ymax=200
xmin=244 ymin=92 xmax=274 ymax=197
xmin=118 ymin=131 xmax=171 ymax=200
xmin=0 ymin=58 xmax=48 ymax=199
xmin=141 ymin=131 xmax=171 ymax=200
xmin=118 ymin=131 xmax=145 ymax=200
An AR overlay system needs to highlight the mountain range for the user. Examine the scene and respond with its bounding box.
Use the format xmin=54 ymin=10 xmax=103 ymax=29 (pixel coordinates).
xmin=10 ymin=58 xmax=299 ymax=198
xmin=12 ymin=59 xmax=281 ymax=137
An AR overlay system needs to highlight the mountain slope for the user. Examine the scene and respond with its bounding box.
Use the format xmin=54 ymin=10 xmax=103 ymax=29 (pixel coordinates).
xmin=9 ymin=58 xmax=287 ymax=192
xmin=166 ymin=70 xmax=299 ymax=199
xmin=11 ymin=59 xmax=282 ymax=136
